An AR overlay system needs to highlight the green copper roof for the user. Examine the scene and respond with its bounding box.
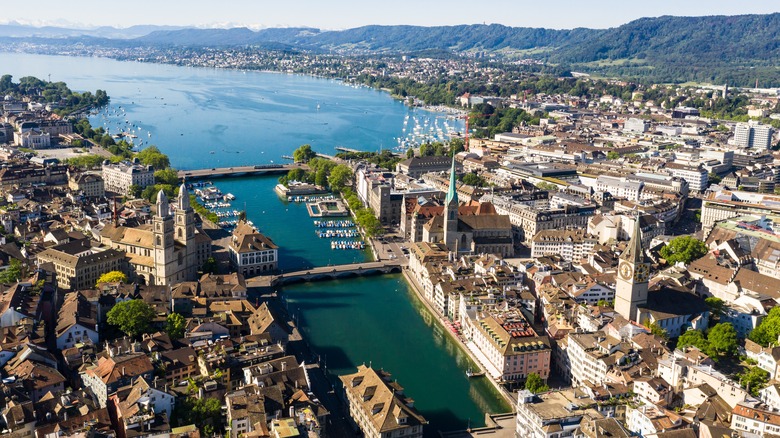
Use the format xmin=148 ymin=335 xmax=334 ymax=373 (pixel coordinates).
xmin=446 ymin=156 xmax=458 ymax=205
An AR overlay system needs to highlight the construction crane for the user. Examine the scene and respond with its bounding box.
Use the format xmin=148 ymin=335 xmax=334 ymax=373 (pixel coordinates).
xmin=457 ymin=112 xmax=491 ymax=151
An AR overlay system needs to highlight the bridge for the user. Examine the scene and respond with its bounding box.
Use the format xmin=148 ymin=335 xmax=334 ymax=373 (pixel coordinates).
xmin=246 ymin=260 xmax=405 ymax=288
xmin=178 ymin=163 xmax=306 ymax=179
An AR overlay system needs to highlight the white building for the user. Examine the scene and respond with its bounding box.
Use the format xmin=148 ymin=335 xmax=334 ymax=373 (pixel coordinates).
xmin=734 ymin=121 xmax=774 ymax=149
xmin=595 ymin=175 xmax=643 ymax=201
xmin=101 ymin=159 xmax=155 ymax=195
xmin=531 ymin=229 xmax=597 ymax=263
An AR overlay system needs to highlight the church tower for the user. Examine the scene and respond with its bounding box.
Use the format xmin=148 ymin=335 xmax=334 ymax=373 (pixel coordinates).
xmin=153 ymin=189 xmax=174 ymax=285
xmin=175 ymin=182 xmax=197 ymax=279
xmin=444 ymin=157 xmax=459 ymax=251
xmin=615 ymin=217 xmax=650 ymax=322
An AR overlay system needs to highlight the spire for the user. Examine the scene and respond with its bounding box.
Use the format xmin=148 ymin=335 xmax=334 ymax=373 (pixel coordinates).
xmin=156 ymin=189 xmax=169 ymax=218
xmin=445 ymin=156 xmax=458 ymax=205
xmin=621 ymin=216 xmax=646 ymax=263
xmin=178 ymin=182 xmax=190 ymax=211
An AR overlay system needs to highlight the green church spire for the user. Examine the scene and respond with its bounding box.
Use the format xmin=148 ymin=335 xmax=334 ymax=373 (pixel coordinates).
xmin=445 ymin=156 xmax=458 ymax=205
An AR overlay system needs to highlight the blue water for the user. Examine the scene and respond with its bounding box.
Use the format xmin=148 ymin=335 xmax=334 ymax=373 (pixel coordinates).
xmin=0 ymin=52 xmax=506 ymax=432
xmin=0 ymin=53 xmax=460 ymax=169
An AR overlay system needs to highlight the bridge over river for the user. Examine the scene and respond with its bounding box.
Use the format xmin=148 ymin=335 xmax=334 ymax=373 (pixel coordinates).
xmin=246 ymin=260 xmax=405 ymax=288
xmin=178 ymin=163 xmax=306 ymax=179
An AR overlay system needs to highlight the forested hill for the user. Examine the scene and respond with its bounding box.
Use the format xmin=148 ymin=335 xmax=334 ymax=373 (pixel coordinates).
xmin=3 ymin=13 xmax=780 ymax=85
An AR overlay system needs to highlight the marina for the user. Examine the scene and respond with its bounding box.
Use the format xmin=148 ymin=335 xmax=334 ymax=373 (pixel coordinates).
xmin=2 ymin=53 xmax=498 ymax=433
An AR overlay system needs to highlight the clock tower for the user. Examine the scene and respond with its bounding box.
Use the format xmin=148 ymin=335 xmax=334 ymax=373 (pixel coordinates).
xmin=615 ymin=217 xmax=650 ymax=322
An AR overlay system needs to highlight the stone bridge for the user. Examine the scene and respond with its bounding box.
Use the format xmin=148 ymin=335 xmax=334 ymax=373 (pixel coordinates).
xmin=246 ymin=260 xmax=405 ymax=288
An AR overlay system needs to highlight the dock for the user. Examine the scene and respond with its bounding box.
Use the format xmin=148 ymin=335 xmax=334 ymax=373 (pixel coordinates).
xmin=178 ymin=163 xmax=306 ymax=180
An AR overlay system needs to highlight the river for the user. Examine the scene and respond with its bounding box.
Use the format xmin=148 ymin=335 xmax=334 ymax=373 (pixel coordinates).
xmin=0 ymin=52 xmax=510 ymax=433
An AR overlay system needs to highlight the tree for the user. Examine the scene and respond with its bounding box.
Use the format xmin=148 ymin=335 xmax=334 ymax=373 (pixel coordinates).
xmin=708 ymin=172 xmax=722 ymax=185
xmin=106 ymin=299 xmax=156 ymax=338
xmin=172 ymin=396 xmax=223 ymax=435
xmin=0 ymin=259 xmax=23 ymax=284
xmin=659 ymin=236 xmax=707 ymax=265
xmin=535 ymin=182 xmax=558 ymax=192
xmin=449 ymin=138 xmax=465 ymax=156
xmin=315 ymin=168 xmax=328 ymax=187
xmin=201 ymin=256 xmax=218 ymax=275
xmin=707 ymin=323 xmax=738 ymax=357
xmin=704 ymin=297 xmax=725 ymax=321
xmin=154 ymin=168 xmax=180 ymax=186
xmin=606 ymin=151 xmax=620 ymax=160
xmin=329 ymin=164 xmax=353 ymax=192
xmin=128 ymin=184 xmax=142 ymax=199
xmin=524 ymin=373 xmax=549 ymax=393
xmin=166 ymin=313 xmax=186 ymax=340
xmin=750 ymin=307 xmax=780 ymax=346
xmin=739 ymin=367 xmax=769 ymax=396
xmin=677 ymin=329 xmax=709 ymax=352
xmin=96 ymin=270 xmax=128 ymax=286
xmin=460 ymin=172 xmax=486 ymax=187
xmin=292 ymin=144 xmax=317 ymax=163
xmin=406 ymin=148 xmax=415 ymax=158
xmin=135 ymin=146 xmax=170 ymax=169
xmin=645 ymin=321 xmax=668 ymax=340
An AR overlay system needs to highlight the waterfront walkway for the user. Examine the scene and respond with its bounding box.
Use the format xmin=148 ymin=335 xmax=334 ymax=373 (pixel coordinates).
xmin=246 ymin=260 xmax=405 ymax=288
xmin=178 ymin=163 xmax=306 ymax=179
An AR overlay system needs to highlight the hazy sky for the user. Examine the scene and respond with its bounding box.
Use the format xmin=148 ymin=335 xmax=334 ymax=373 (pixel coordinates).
xmin=3 ymin=0 xmax=779 ymax=30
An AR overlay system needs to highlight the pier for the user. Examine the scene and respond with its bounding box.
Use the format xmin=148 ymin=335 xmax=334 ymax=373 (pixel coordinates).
xmin=246 ymin=260 xmax=405 ymax=288
xmin=178 ymin=163 xmax=306 ymax=179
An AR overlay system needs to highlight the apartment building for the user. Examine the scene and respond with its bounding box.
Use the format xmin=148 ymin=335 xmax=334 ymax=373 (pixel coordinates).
xmin=101 ymin=159 xmax=155 ymax=195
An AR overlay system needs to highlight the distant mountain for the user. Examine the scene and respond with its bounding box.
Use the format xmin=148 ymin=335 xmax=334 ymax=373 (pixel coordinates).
xmin=2 ymin=14 xmax=780 ymax=85
xmin=0 ymin=23 xmax=186 ymax=39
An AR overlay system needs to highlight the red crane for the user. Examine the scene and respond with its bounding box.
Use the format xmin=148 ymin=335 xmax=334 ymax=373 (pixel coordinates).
xmin=457 ymin=112 xmax=491 ymax=151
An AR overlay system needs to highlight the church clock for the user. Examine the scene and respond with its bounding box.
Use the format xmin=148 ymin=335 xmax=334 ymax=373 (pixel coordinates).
xmin=619 ymin=262 xmax=633 ymax=280
xmin=635 ymin=264 xmax=650 ymax=282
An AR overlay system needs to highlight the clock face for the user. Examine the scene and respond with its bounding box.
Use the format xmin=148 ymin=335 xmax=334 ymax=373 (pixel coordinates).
xmin=635 ymin=264 xmax=650 ymax=282
xmin=619 ymin=262 xmax=633 ymax=280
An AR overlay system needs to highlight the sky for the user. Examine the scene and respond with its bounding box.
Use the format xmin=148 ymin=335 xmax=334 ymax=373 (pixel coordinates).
xmin=2 ymin=0 xmax=779 ymax=30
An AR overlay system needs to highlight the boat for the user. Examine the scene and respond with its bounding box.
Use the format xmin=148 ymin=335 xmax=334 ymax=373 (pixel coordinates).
xmin=224 ymin=193 xmax=236 ymax=201
xmin=466 ymin=368 xmax=485 ymax=378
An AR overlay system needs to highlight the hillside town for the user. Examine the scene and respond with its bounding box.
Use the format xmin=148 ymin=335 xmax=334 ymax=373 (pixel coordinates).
xmin=0 ymin=63 xmax=780 ymax=438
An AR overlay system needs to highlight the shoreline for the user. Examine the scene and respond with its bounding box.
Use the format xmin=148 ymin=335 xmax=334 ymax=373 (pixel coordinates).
xmin=400 ymin=268 xmax=516 ymax=412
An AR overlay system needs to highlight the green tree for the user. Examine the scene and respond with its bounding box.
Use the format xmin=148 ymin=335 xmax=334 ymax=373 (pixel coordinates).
xmin=607 ymin=151 xmax=620 ymax=160
xmin=0 ymin=259 xmax=23 ymax=284
xmin=449 ymin=138 xmax=465 ymax=156
xmin=524 ymin=373 xmax=550 ymax=393
xmin=406 ymin=148 xmax=415 ymax=158
xmin=678 ymin=329 xmax=709 ymax=352
xmin=704 ymin=297 xmax=725 ymax=321
xmin=659 ymin=236 xmax=708 ymax=264
xmin=750 ymin=307 xmax=780 ymax=346
xmin=96 ymin=270 xmax=128 ymax=286
xmin=154 ymin=168 xmax=180 ymax=186
xmin=535 ymin=182 xmax=558 ymax=192
xmin=292 ymin=144 xmax=317 ymax=163
xmin=645 ymin=321 xmax=668 ymax=340
xmin=172 ymin=396 xmax=223 ymax=435
xmin=201 ymin=256 xmax=218 ymax=275
xmin=106 ymin=299 xmax=156 ymax=338
xmin=329 ymin=164 xmax=353 ymax=192
xmin=460 ymin=172 xmax=486 ymax=187
xmin=165 ymin=313 xmax=186 ymax=340
xmin=708 ymin=172 xmax=722 ymax=185
xmin=128 ymin=184 xmax=142 ymax=199
xmin=707 ymin=323 xmax=738 ymax=357
xmin=739 ymin=367 xmax=769 ymax=396
xmin=135 ymin=146 xmax=170 ymax=169
xmin=315 ymin=168 xmax=328 ymax=187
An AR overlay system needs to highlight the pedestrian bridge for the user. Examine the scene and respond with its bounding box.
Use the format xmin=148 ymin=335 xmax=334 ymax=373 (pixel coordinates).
xmin=178 ymin=163 xmax=305 ymax=179
xmin=246 ymin=260 xmax=405 ymax=288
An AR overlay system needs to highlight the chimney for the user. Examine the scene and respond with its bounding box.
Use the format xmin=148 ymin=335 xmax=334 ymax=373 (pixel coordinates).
xmin=122 ymin=367 xmax=126 ymax=376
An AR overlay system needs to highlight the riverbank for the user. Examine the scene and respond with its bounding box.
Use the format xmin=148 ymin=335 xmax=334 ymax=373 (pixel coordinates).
xmin=401 ymin=268 xmax=515 ymax=412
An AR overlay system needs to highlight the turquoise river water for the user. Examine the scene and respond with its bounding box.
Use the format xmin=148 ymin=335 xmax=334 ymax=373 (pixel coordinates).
xmin=0 ymin=53 xmax=510 ymax=433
